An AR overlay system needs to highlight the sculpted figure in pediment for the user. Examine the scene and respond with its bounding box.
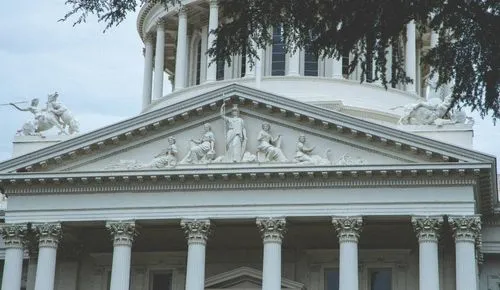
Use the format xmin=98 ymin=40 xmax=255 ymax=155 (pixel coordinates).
xmin=180 ymin=123 xmax=216 ymax=164
xmin=148 ymin=136 xmax=178 ymax=168
xmin=256 ymin=123 xmax=288 ymax=162
xmin=221 ymin=103 xmax=247 ymax=162
xmin=294 ymin=135 xmax=332 ymax=165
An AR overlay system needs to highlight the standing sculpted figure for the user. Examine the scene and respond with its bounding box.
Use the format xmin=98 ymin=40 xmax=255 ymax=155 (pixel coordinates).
xmin=180 ymin=123 xmax=216 ymax=164
xmin=256 ymin=122 xmax=288 ymax=162
xmin=220 ymin=104 xmax=247 ymax=162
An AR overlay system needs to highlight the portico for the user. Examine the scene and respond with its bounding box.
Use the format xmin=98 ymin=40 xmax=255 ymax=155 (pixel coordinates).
xmin=0 ymin=214 xmax=482 ymax=290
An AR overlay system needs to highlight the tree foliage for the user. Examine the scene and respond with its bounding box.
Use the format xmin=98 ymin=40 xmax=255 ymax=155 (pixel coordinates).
xmin=62 ymin=0 xmax=499 ymax=120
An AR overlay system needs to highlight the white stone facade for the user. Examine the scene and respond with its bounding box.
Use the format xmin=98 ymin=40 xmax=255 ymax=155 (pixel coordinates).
xmin=0 ymin=1 xmax=497 ymax=290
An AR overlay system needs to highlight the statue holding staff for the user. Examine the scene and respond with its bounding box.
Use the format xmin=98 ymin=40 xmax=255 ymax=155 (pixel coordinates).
xmin=220 ymin=103 xmax=247 ymax=162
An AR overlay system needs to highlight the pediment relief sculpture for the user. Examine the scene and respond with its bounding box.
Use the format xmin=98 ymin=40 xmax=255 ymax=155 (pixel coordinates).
xmin=8 ymin=92 xmax=79 ymax=136
xmin=104 ymin=103 xmax=368 ymax=170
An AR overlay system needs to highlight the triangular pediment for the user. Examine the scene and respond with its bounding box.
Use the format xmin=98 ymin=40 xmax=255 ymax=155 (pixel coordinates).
xmin=0 ymin=83 xmax=494 ymax=174
xmin=205 ymin=267 xmax=304 ymax=289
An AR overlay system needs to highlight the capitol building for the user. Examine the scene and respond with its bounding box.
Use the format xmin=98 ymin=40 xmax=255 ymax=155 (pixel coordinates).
xmin=0 ymin=1 xmax=499 ymax=290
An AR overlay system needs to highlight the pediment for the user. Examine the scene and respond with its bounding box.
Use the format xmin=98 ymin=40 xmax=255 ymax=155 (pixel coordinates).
xmin=0 ymin=83 xmax=495 ymax=174
xmin=205 ymin=267 xmax=304 ymax=289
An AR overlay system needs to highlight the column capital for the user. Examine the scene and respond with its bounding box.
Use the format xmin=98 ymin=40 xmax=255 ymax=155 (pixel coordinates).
xmin=177 ymin=6 xmax=187 ymax=16
xmin=156 ymin=18 xmax=166 ymax=29
xmin=412 ymin=216 xmax=443 ymax=243
xmin=332 ymin=216 xmax=363 ymax=243
xmin=33 ymin=222 xmax=62 ymax=249
xmin=449 ymin=215 xmax=481 ymax=243
xmin=0 ymin=223 xmax=28 ymax=249
xmin=106 ymin=221 xmax=137 ymax=247
xmin=144 ymin=32 xmax=154 ymax=43
xmin=256 ymin=217 xmax=286 ymax=243
xmin=181 ymin=219 xmax=212 ymax=245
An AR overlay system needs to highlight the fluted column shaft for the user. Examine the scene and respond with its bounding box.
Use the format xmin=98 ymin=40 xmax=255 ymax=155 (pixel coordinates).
xmin=405 ymin=20 xmax=417 ymax=94
xmin=450 ymin=216 xmax=481 ymax=290
xmin=257 ymin=217 xmax=286 ymax=290
xmin=287 ymin=51 xmax=300 ymax=77
xmin=142 ymin=36 xmax=154 ymax=109
xmin=332 ymin=216 xmax=363 ymax=290
xmin=174 ymin=8 xmax=188 ymax=91
xmin=206 ymin=0 xmax=219 ymax=82
xmin=153 ymin=21 xmax=166 ymax=99
xmin=33 ymin=223 xmax=62 ymax=290
xmin=0 ymin=224 xmax=27 ymax=290
xmin=181 ymin=219 xmax=212 ymax=290
xmin=106 ymin=221 xmax=137 ymax=290
xmin=412 ymin=216 xmax=443 ymax=290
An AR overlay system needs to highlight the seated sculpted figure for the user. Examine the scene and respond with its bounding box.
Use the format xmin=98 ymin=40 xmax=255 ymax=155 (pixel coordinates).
xmin=257 ymin=123 xmax=288 ymax=162
xmin=149 ymin=137 xmax=178 ymax=168
xmin=294 ymin=135 xmax=331 ymax=165
xmin=180 ymin=123 xmax=216 ymax=164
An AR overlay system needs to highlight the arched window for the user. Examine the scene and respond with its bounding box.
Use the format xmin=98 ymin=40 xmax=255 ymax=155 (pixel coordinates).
xmin=271 ymin=26 xmax=286 ymax=76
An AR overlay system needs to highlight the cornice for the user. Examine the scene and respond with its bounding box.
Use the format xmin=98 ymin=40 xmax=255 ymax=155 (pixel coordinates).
xmin=0 ymin=163 xmax=484 ymax=195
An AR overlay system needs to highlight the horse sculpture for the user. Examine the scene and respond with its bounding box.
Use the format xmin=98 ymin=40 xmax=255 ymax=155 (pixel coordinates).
xmin=10 ymin=92 xmax=79 ymax=136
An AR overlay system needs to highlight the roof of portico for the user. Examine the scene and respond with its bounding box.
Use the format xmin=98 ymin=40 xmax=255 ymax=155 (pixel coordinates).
xmin=0 ymin=83 xmax=497 ymax=215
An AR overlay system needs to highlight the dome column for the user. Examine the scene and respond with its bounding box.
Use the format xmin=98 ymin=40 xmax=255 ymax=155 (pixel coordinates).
xmin=332 ymin=216 xmax=363 ymax=290
xmin=142 ymin=35 xmax=154 ymax=109
xmin=206 ymin=0 xmax=219 ymax=82
xmin=332 ymin=57 xmax=343 ymax=79
xmin=0 ymin=224 xmax=28 ymax=290
xmin=153 ymin=20 xmax=166 ymax=100
xmin=257 ymin=217 xmax=286 ymax=290
xmin=405 ymin=20 xmax=417 ymax=94
xmin=449 ymin=216 xmax=481 ymax=290
xmin=287 ymin=50 xmax=300 ymax=77
xmin=174 ymin=7 xmax=188 ymax=91
xmin=412 ymin=216 xmax=443 ymax=290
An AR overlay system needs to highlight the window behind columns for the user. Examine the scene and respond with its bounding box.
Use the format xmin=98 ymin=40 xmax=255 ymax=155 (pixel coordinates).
xmin=150 ymin=272 xmax=173 ymax=290
xmin=342 ymin=50 xmax=350 ymax=77
xmin=365 ymin=32 xmax=375 ymax=83
xmin=324 ymin=268 xmax=340 ymax=290
xmin=241 ymin=48 xmax=246 ymax=77
xmin=216 ymin=58 xmax=225 ymax=80
xmin=196 ymin=39 xmax=202 ymax=85
xmin=304 ymin=49 xmax=318 ymax=76
xmin=271 ymin=26 xmax=286 ymax=76
xmin=369 ymin=268 xmax=392 ymax=290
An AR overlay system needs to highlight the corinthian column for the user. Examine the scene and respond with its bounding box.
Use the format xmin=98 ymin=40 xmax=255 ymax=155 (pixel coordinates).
xmin=412 ymin=216 xmax=443 ymax=290
xmin=174 ymin=7 xmax=188 ymax=91
xmin=106 ymin=221 xmax=137 ymax=290
xmin=206 ymin=0 xmax=219 ymax=82
xmin=0 ymin=224 xmax=27 ymax=290
xmin=257 ymin=217 xmax=286 ymax=290
xmin=153 ymin=19 xmax=166 ymax=100
xmin=33 ymin=223 xmax=62 ymax=290
xmin=449 ymin=216 xmax=481 ymax=290
xmin=332 ymin=216 xmax=363 ymax=290
xmin=181 ymin=219 xmax=212 ymax=290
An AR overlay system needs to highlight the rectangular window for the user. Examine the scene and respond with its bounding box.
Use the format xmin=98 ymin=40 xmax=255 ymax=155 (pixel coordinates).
xmin=324 ymin=268 xmax=340 ymax=290
xmin=216 ymin=58 xmax=225 ymax=81
xmin=369 ymin=268 xmax=392 ymax=290
xmin=196 ymin=39 xmax=202 ymax=85
xmin=150 ymin=272 xmax=172 ymax=290
xmin=304 ymin=49 xmax=318 ymax=76
xmin=365 ymin=33 xmax=375 ymax=83
xmin=342 ymin=50 xmax=350 ymax=77
xmin=271 ymin=26 xmax=286 ymax=76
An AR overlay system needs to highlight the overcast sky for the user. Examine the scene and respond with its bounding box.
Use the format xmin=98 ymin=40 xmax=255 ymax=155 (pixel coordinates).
xmin=0 ymin=1 xmax=499 ymax=168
